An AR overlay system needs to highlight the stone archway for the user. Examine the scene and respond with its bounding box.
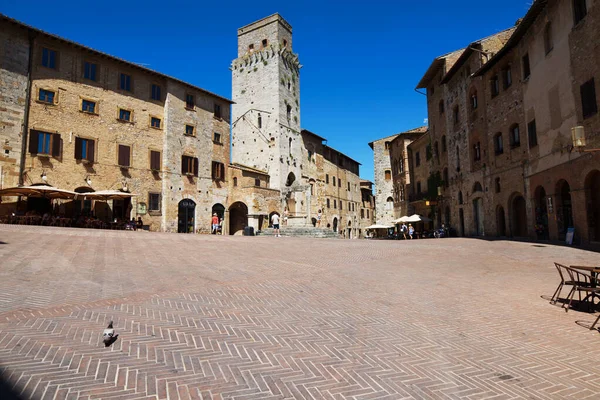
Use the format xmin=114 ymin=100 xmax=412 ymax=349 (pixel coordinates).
xmin=229 ymin=202 xmax=248 ymax=235
xmin=510 ymin=193 xmax=527 ymax=237
xmin=332 ymin=217 xmax=338 ymax=232
xmin=555 ymin=180 xmax=573 ymax=240
xmin=496 ymin=205 xmax=506 ymax=237
xmin=178 ymin=199 xmax=196 ymax=233
xmin=585 ymin=170 xmax=600 ymax=242
xmin=285 ymin=172 xmax=296 ymax=187
xmin=268 ymin=211 xmax=280 ymax=228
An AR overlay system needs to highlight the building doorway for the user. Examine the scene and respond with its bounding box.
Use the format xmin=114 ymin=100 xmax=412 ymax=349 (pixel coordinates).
xmin=347 ymin=221 xmax=352 ymax=239
xmin=511 ymin=194 xmax=527 ymax=237
xmin=472 ymin=197 xmax=484 ymax=235
xmin=178 ymin=199 xmax=196 ymax=233
xmin=229 ymin=202 xmax=248 ymax=235
xmin=496 ymin=205 xmax=506 ymax=236
xmin=332 ymin=217 xmax=338 ymax=232
xmin=585 ymin=170 xmax=600 ymax=242
xmin=556 ymin=180 xmax=573 ymax=240
xmin=534 ymin=186 xmax=548 ymax=240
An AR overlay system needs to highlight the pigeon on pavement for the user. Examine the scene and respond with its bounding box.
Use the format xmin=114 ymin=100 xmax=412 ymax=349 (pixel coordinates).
xmin=102 ymin=320 xmax=119 ymax=347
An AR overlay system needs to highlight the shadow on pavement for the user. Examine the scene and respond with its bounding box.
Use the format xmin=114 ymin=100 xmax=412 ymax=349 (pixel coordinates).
xmin=0 ymin=371 xmax=23 ymax=400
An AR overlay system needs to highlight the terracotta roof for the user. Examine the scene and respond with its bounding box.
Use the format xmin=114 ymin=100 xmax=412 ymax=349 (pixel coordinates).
xmin=0 ymin=13 xmax=233 ymax=104
xmin=368 ymin=126 xmax=428 ymax=149
xmin=474 ymin=0 xmax=548 ymax=77
xmin=415 ymin=49 xmax=464 ymax=89
xmin=230 ymin=163 xmax=269 ymax=175
xmin=323 ymin=144 xmax=361 ymax=166
xmin=301 ymin=129 xmax=327 ymax=142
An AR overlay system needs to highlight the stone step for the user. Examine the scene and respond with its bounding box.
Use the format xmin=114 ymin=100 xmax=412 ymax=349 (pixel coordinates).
xmin=259 ymin=227 xmax=339 ymax=238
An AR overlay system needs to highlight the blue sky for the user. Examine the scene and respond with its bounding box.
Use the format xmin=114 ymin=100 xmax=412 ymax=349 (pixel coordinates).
xmin=1 ymin=0 xmax=532 ymax=183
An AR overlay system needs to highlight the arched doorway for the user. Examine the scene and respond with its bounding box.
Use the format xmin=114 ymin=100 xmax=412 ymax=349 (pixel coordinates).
xmin=510 ymin=194 xmax=527 ymax=237
xmin=229 ymin=202 xmax=248 ymax=235
xmin=556 ymin=180 xmax=573 ymax=240
xmin=332 ymin=217 xmax=338 ymax=232
xmin=178 ymin=199 xmax=196 ymax=233
xmin=472 ymin=199 xmax=484 ymax=235
xmin=268 ymin=211 xmax=280 ymax=228
xmin=496 ymin=205 xmax=506 ymax=236
xmin=212 ymin=203 xmax=225 ymax=234
xmin=534 ymin=186 xmax=548 ymax=240
xmin=458 ymin=208 xmax=465 ymax=236
xmin=347 ymin=221 xmax=352 ymax=239
xmin=585 ymin=170 xmax=600 ymax=242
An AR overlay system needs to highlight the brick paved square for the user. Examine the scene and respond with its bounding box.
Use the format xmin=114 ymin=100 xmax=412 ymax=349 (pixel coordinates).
xmin=0 ymin=225 xmax=599 ymax=399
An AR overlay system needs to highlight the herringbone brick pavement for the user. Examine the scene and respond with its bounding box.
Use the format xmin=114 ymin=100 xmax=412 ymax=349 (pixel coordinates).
xmin=0 ymin=225 xmax=599 ymax=399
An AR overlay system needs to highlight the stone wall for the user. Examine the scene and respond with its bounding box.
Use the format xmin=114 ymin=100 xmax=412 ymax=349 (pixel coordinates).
xmin=370 ymin=135 xmax=398 ymax=224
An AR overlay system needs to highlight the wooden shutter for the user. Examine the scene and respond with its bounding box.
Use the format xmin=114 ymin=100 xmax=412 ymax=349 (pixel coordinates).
xmin=150 ymin=151 xmax=160 ymax=170
xmin=118 ymin=145 xmax=130 ymax=166
xmin=220 ymin=163 xmax=225 ymax=180
xmin=193 ymin=157 xmax=199 ymax=177
xmin=51 ymin=133 xmax=61 ymax=157
xmin=181 ymin=156 xmax=187 ymax=174
xmin=29 ymin=131 xmax=39 ymax=154
xmin=88 ymin=140 xmax=95 ymax=162
xmin=74 ymin=137 xmax=82 ymax=159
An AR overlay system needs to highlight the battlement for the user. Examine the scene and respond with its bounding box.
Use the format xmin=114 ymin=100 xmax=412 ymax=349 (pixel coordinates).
xmin=237 ymin=13 xmax=292 ymax=36
xmin=236 ymin=14 xmax=293 ymax=58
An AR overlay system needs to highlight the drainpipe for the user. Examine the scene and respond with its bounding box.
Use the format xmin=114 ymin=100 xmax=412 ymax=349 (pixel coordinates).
xmin=19 ymin=31 xmax=36 ymax=185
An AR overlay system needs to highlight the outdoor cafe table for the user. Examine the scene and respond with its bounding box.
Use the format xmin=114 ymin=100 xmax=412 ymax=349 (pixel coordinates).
xmin=570 ymin=265 xmax=600 ymax=306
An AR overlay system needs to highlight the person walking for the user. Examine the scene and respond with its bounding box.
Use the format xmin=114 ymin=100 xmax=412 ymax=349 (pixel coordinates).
xmin=271 ymin=213 xmax=281 ymax=237
xmin=317 ymin=209 xmax=322 ymax=227
xmin=408 ymin=223 xmax=414 ymax=239
xmin=401 ymin=223 xmax=408 ymax=239
xmin=211 ymin=213 xmax=219 ymax=234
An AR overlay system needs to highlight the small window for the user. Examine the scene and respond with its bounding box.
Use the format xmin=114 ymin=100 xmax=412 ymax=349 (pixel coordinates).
xmin=453 ymin=106 xmax=459 ymax=125
xmin=456 ymin=146 xmax=461 ymax=172
xmin=495 ymin=177 xmax=501 ymax=193
xmin=441 ymin=136 xmax=447 ymax=152
xmin=150 ymin=150 xmax=161 ymax=171
xmin=522 ymin=54 xmax=531 ymax=80
xmin=286 ymin=104 xmax=291 ymax=120
xmin=212 ymin=161 xmax=225 ymax=181
xmin=332 ymin=176 xmax=336 ymax=186
xmin=38 ymin=89 xmax=55 ymax=104
xmin=334 ymin=199 xmax=337 ymax=209
xmin=348 ymin=182 xmax=350 ymax=191
xmin=458 ymin=191 xmax=463 ymax=204
xmin=340 ymin=201 xmax=343 ymax=210
xmin=254 ymin=178 xmax=260 ymax=187
xmin=544 ymin=22 xmax=553 ymax=55
xmin=510 ymin=124 xmax=521 ymax=147
xmin=384 ymin=141 xmax=391 ymax=150
xmin=327 ymin=198 xmax=330 ymax=208
xmin=248 ymin=44 xmax=254 ymax=51
xmin=41 ymin=47 xmax=57 ymax=69
xmin=338 ymin=178 xmax=341 ymax=188
xmin=150 ymin=117 xmax=161 ymax=129
xmin=185 ymin=124 xmax=195 ymax=136
xmin=283 ymin=39 xmax=288 ymax=48
xmin=439 ymin=100 xmax=444 ymax=114
xmin=233 ymin=177 xmax=238 ymax=187
xmin=119 ymin=73 xmax=132 ymax=92
xmin=258 ymin=113 xmax=262 ymax=128
xmin=580 ymin=78 xmax=598 ymax=119
xmin=148 ymin=193 xmax=161 ymax=212
xmin=182 ymin=155 xmax=198 ymax=176
xmin=416 ymin=182 xmax=422 ymax=193
xmin=262 ymin=39 xmax=268 ymax=47
xmin=118 ymin=144 xmax=131 ymax=167
xmin=415 ymin=152 xmax=421 ymax=167
xmin=151 ymin=84 xmax=161 ymax=101
xmin=214 ymin=103 xmax=222 ymax=118
xmin=74 ymin=137 xmax=95 ymax=162
xmin=186 ymin=94 xmax=194 ymax=109
xmin=83 ymin=61 xmax=98 ymax=81
xmin=473 ymin=142 xmax=481 ymax=161
xmin=361 ymin=209 xmax=365 ymax=218
xmin=528 ymin=119 xmax=538 ymax=148
xmin=573 ymin=0 xmax=588 ymax=25
xmin=471 ymin=92 xmax=478 ymax=109
xmin=81 ymin=99 xmax=96 ymax=114
xmin=429 ymin=86 xmax=435 ymax=96
xmin=491 ymin=75 xmax=500 ymax=97
xmin=326 ymin=174 xmax=329 ymax=184
xmin=118 ymin=108 xmax=131 ymax=122
xmin=213 ymin=132 xmax=222 ymax=144
xmin=503 ymin=67 xmax=512 ymax=89
xmin=494 ymin=133 xmax=504 ymax=155
xmin=367 ymin=209 xmax=370 ymax=218
xmin=29 ymin=130 xmax=61 ymax=157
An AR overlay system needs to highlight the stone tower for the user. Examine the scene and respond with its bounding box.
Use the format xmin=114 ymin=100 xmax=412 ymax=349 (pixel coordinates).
xmin=231 ymin=14 xmax=302 ymax=193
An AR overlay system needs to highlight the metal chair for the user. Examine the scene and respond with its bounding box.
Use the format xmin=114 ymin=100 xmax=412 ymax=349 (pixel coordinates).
xmin=564 ymin=265 xmax=596 ymax=313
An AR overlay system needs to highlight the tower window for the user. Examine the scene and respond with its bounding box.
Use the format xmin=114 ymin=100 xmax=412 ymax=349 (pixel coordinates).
xmin=283 ymin=39 xmax=288 ymax=47
xmin=522 ymin=54 xmax=531 ymax=80
xmin=258 ymin=113 xmax=262 ymax=128
xmin=262 ymin=39 xmax=268 ymax=47
xmin=248 ymin=44 xmax=254 ymax=51
xmin=286 ymin=104 xmax=291 ymax=120
xmin=573 ymin=0 xmax=587 ymax=25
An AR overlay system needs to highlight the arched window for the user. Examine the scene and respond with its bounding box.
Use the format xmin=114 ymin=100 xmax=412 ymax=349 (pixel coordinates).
xmin=470 ymin=90 xmax=478 ymax=110
xmin=233 ymin=177 xmax=238 ymax=187
xmin=288 ymin=137 xmax=292 ymax=153
xmin=458 ymin=191 xmax=463 ymax=205
xmin=473 ymin=182 xmax=483 ymax=193
xmin=443 ymin=168 xmax=449 ymax=188
xmin=286 ymin=104 xmax=291 ymax=120
xmin=441 ymin=135 xmax=447 ymax=153
xmin=386 ymin=197 xmax=394 ymax=211
xmin=495 ymin=177 xmax=501 ymax=193
xmin=509 ymin=124 xmax=520 ymax=147
xmin=494 ymin=133 xmax=504 ymax=155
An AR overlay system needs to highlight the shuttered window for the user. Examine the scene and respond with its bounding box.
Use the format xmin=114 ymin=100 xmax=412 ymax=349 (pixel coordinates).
xmin=148 ymin=193 xmax=161 ymax=212
xmin=182 ymin=155 xmax=198 ymax=176
xmin=150 ymin=150 xmax=161 ymax=171
xmin=29 ymin=130 xmax=61 ymax=157
xmin=118 ymin=144 xmax=131 ymax=167
xmin=74 ymin=137 xmax=95 ymax=162
xmin=212 ymin=161 xmax=225 ymax=180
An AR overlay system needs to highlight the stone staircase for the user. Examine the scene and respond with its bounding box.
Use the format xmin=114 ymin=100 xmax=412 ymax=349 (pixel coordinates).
xmin=258 ymin=226 xmax=340 ymax=238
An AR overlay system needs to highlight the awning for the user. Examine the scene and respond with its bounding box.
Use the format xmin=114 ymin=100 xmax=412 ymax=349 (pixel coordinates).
xmin=82 ymin=190 xmax=137 ymax=201
xmin=0 ymin=184 xmax=78 ymax=199
xmin=393 ymin=216 xmax=411 ymax=223
xmin=365 ymin=224 xmax=394 ymax=229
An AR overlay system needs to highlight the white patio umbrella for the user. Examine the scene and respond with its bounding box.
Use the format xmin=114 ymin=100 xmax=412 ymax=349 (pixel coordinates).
xmin=365 ymin=224 xmax=394 ymax=229
xmin=393 ymin=216 xmax=411 ymax=223
xmin=406 ymin=214 xmax=432 ymax=223
xmin=81 ymin=190 xmax=137 ymax=201
xmin=0 ymin=184 xmax=78 ymax=199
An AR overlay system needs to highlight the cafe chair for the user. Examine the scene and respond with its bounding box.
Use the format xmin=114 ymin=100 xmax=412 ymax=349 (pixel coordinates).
xmin=564 ymin=266 xmax=596 ymax=313
xmin=551 ymin=263 xmax=584 ymax=306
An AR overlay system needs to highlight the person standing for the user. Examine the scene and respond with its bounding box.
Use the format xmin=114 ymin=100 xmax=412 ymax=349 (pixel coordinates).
xmin=211 ymin=213 xmax=219 ymax=234
xmin=408 ymin=223 xmax=414 ymax=239
xmin=401 ymin=223 xmax=408 ymax=240
xmin=283 ymin=208 xmax=289 ymax=226
xmin=317 ymin=209 xmax=322 ymax=227
xmin=271 ymin=213 xmax=281 ymax=237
